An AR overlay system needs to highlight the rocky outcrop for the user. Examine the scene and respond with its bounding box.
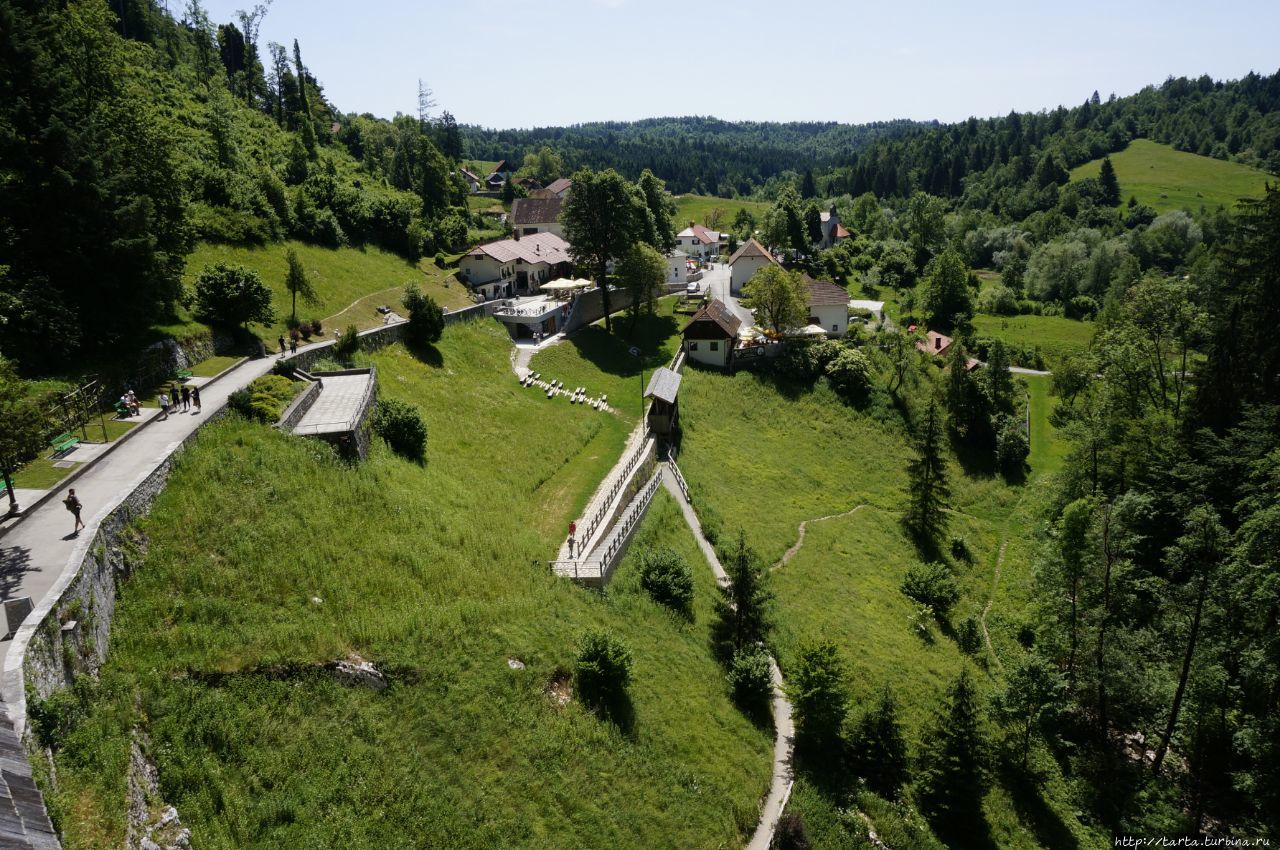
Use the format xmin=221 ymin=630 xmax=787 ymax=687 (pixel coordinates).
xmin=127 ymin=734 xmax=190 ymax=850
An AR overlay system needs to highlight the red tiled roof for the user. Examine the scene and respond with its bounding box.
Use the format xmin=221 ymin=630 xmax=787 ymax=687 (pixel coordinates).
xmin=682 ymin=299 xmax=742 ymax=339
xmin=804 ymin=278 xmax=849 ymax=307
xmin=511 ymin=197 xmax=563 ymax=226
xmin=465 ymin=232 xmax=572 ymax=266
xmin=915 ymin=330 xmax=953 ymax=356
xmin=544 ymin=177 xmax=573 ymax=195
xmin=834 ymin=223 xmax=850 ymax=239
xmin=677 ymin=223 xmax=720 ymax=245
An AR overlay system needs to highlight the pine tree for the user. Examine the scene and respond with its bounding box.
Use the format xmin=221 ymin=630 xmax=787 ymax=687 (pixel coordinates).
xmin=800 ymin=169 xmax=816 ymax=199
xmin=848 ymin=688 xmax=910 ymax=797
xmin=1099 ymin=156 xmax=1121 ymax=206
xmin=984 ymin=339 xmax=1015 ymax=414
xmin=905 ymin=403 xmax=950 ymax=543
xmin=918 ymin=670 xmax=988 ymax=837
xmin=712 ymin=531 xmax=774 ymax=657
xmin=789 ymin=641 xmax=847 ymax=760
xmin=944 ymin=344 xmax=991 ymax=443
xmin=284 ymin=248 xmax=319 ymax=322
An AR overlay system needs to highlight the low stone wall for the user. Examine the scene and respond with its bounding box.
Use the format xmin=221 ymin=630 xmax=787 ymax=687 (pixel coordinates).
xmin=561 ymin=286 xmax=638 ymax=334
xmin=275 ymin=378 xmax=322 ymax=431
xmin=284 ymin=305 xmax=497 ymax=371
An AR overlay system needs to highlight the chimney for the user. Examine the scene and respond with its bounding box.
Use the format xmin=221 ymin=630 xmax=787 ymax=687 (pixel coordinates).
xmin=935 ymin=336 xmax=942 ymax=350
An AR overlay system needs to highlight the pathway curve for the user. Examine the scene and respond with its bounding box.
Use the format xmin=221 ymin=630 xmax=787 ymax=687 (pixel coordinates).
xmin=980 ymin=539 xmax=1008 ymax=674
xmin=660 ymin=469 xmax=794 ymax=850
xmin=771 ymin=504 xmax=869 ymax=571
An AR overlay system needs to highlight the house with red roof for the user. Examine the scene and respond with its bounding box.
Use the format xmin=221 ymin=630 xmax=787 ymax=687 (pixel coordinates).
xmin=818 ymin=207 xmax=851 ymax=249
xmin=675 ymin=222 xmax=723 ymax=260
xmin=916 ymin=330 xmax=953 ymax=358
xmin=728 ymin=238 xmax=781 ymax=296
xmin=460 ymin=232 xmax=573 ymax=300
xmin=681 ymin=300 xmax=742 ymax=368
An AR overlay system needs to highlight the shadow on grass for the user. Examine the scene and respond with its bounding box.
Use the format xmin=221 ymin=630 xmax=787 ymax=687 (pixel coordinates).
xmin=562 ymin=311 xmax=681 ymax=377
xmin=1000 ymin=760 xmax=1081 ymax=850
xmin=403 ymin=340 xmax=444 ymax=368
xmin=951 ymin=430 xmax=997 ymax=478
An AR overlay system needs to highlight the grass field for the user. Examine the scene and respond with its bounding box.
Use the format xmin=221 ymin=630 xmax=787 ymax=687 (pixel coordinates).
xmin=188 ymin=355 xmax=242 ymax=378
xmin=181 ymin=240 xmax=473 ymax=341
xmin=972 ymin=313 xmax=1095 ymax=369
xmin=1070 ymin=139 xmax=1271 ymax=213
xmin=676 ymin=364 xmax=1105 ymax=849
xmin=670 ymin=194 xmax=771 ymax=236
xmin=528 ymin=298 xmax=685 ymax=422
xmin=47 ymin=320 xmax=772 ymax=850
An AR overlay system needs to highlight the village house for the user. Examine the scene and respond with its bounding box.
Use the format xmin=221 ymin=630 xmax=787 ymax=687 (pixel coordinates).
xmin=667 ymin=250 xmax=689 ymax=286
xmin=461 ymin=232 xmax=573 ymax=300
xmin=681 ymin=299 xmax=741 ymax=368
xmin=486 ymin=159 xmax=514 ymax=191
xmin=728 ymin=237 xmax=781 ymax=296
xmin=818 ymin=207 xmax=851 ymax=249
xmin=458 ymin=168 xmax=482 ymax=193
xmin=516 ymin=176 xmax=543 ymax=192
xmin=510 ymin=196 xmax=565 ymax=238
xmin=804 ymin=278 xmax=850 ymax=337
xmin=542 ymin=177 xmax=573 ymax=198
xmin=675 ymin=222 xmax=724 ymax=260
xmin=916 ymin=330 xmax=953 ymax=358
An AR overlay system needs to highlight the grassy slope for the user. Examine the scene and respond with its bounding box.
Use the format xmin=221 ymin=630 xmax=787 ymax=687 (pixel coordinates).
xmin=671 ymin=195 xmax=770 ymax=235
xmin=972 ymin=313 xmax=1095 ymax=368
xmin=49 ymin=321 xmax=770 ymax=850
xmin=528 ymin=298 xmax=684 ymax=423
xmin=180 ymin=240 xmax=473 ymax=340
xmin=677 ymin=365 xmax=1105 ymax=849
xmin=1069 ymin=139 xmax=1270 ymax=213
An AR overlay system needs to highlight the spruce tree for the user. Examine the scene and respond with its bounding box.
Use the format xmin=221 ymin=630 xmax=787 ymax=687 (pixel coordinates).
xmin=712 ymin=531 xmax=774 ymax=657
xmin=984 ymin=339 xmax=1015 ymax=414
xmin=285 ymin=248 xmax=318 ymax=322
xmin=918 ymin=670 xmax=988 ymax=837
xmin=848 ymin=688 xmax=910 ymax=797
xmin=905 ymin=403 xmax=951 ymax=543
xmin=790 ymin=640 xmax=847 ymax=760
xmin=1098 ymin=156 xmax=1121 ymax=206
xmin=944 ymin=344 xmax=991 ymax=443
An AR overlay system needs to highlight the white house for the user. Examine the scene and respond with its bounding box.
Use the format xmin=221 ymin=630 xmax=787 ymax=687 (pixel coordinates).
xmin=675 ymin=223 xmax=723 ymax=260
xmin=728 ymin=238 xmax=781 ymax=296
xmin=543 ymin=177 xmax=573 ymax=198
xmin=681 ymin=299 xmax=741 ymax=368
xmin=458 ymin=168 xmax=482 ymax=193
xmin=666 ymin=250 xmax=688 ymax=286
xmin=510 ymin=196 xmax=565 ymax=238
xmin=461 ymin=232 xmax=573 ymax=300
xmin=804 ymin=278 xmax=850 ymax=337
xmin=818 ymin=207 xmax=851 ymax=250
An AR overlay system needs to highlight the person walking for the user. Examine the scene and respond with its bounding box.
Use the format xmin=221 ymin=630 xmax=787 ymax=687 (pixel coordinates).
xmin=567 ymin=535 xmax=575 ymax=558
xmin=180 ymin=385 xmax=191 ymax=411
xmin=63 ymin=488 xmax=84 ymax=535
xmin=158 ymin=391 xmax=170 ymax=420
xmin=290 ymin=337 xmax=298 ymax=354
xmin=169 ymin=384 xmax=180 ymax=410
xmin=191 ymin=386 xmax=201 ymax=413
xmin=278 ymin=335 xmax=286 ymax=356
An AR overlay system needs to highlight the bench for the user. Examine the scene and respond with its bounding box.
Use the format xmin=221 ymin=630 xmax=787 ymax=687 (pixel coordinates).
xmin=49 ymin=432 xmax=80 ymax=456
xmin=113 ymin=400 xmax=130 ymax=418
xmin=173 ymin=369 xmax=193 ymax=382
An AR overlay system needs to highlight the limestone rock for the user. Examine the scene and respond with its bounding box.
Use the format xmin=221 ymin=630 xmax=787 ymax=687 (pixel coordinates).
xmin=328 ymin=655 xmax=388 ymax=691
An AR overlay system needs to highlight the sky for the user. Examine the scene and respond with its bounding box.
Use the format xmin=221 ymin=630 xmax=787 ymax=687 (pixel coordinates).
xmin=197 ymin=0 xmax=1280 ymax=129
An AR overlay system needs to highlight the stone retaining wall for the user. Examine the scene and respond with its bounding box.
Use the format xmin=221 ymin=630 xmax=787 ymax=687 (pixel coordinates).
xmin=275 ymin=378 xmax=322 ymax=431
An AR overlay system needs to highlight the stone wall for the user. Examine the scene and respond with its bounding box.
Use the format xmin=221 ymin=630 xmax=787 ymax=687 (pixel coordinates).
xmin=275 ymin=378 xmax=322 ymax=431
xmin=561 ymin=286 xmax=638 ymax=334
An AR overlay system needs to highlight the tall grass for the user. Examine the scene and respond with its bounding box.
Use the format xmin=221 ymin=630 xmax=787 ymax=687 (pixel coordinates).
xmin=47 ymin=320 xmax=770 ymax=850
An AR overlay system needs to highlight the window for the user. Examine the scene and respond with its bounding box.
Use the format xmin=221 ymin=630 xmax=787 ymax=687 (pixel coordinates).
xmin=710 ymin=341 xmax=719 ymax=351
xmin=688 ymin=341 xmax=699 ymax=351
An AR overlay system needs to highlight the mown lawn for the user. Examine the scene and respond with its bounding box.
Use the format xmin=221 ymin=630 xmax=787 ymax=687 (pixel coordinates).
xmin=188 ymin=355 xmax=242 ymax=378
xmin=528 ymin=297 xmax=685 ymax=423
xmin=671 ymin=195 xmax=770 ymax=239
xmin=675 ymin=364 xmax=1105 ymax=849
xmin=46 ymin=319 xmax=771 ymax=850
xmin=972 ymin=313 xmax=1095 ymax=369
xmin=1069 ymin=139 xmax=1270 ymax=213
xmin=182 ymin=240 xmax=474 ymax=340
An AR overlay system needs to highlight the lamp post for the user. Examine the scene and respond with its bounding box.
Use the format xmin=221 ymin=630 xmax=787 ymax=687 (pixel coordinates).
xmin=630 ymin=346 xmax=643 ymax=420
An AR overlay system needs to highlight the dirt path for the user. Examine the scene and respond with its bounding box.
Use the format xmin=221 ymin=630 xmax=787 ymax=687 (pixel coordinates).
xmin=980 ymin=538 xmax=1008 ymax=673
xmin=771 ymin=504 xmax=869 ymax=571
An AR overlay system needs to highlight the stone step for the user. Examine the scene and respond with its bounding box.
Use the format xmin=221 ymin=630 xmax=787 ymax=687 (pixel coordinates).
xmin=0 ymin=770 xmax=31 ymax=850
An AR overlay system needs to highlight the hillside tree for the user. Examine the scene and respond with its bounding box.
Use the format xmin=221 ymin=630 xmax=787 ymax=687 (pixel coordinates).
xmin=918 ymin=249 xmax=973 ymax=328
xmin=284 ymin=248 xmax=319 ymax=322
xmin=905 ymin=402 xmax=950 ymax=542
xmin=0 ymin=359 xmax=47 ymax=514
xmin=561 ymin=167 xmax=644 ymax=333
xmin=789 ymin=640 xmax=848 ymax=759
xmin=1098 ymin=156 xmax=1121 ymax=206
xmin=713 ymin=531 xmax=774 ymax=656
xmin=918 ymin=670 xmax=989 ymax=838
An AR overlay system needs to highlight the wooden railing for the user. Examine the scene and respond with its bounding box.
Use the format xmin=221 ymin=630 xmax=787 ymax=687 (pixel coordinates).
xmin=577 ymin=434 xmax=652 ymax=547
xmin=667 ymin=456 xmax=691 ymax=504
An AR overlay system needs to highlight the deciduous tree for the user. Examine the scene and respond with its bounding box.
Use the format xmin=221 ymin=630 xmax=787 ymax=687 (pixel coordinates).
xmin=561 ymin=167 xmax=644 ymax=333
xmin=741 ymin=266 xmax=806 ymax=336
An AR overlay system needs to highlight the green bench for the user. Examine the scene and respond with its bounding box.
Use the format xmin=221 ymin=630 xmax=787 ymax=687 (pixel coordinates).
xmin=173 ymin=368 xmax=193 ymax=382
xmin=49 ymin=432 xmax=80 ymax=456
xmin=113 ymin=400 xmax=130 ymax=418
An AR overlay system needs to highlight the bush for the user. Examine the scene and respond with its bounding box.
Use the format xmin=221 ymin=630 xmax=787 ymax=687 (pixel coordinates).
xmin=995 ymin=415 xmax=1030 ymax=477
xmin=574 ymin=630 xmax=632 ymax=712
xmin=402 ymin=283 xmax=445 ymax=347
xmin=978 ymin=284 xmax=1019 ymax=315
xmin=900 ymin=561 xmax=959 ymax=617
xmin=957 ymin=616 xmax=983 ymax=654
xmin=310 ymin=318 xmax=323 ymax=335
xmin=726 ymin=646 xmax=773 ymax=711
xmin=772 ymin=812 xmax=812 ymax=850
xmin=333 ymin=324 xmax=360 ymax=360
xmin=298 ymin=323 xmax=313 ymax=340
xmin=370 ymin=398 xmax=427 ymax=461
xmin=1066 ymin=294 xmax=1100 ymax=320
xmin=824 ymin=348 xmax=872 ymax=400
xmin=774 ymin=339 xmax=842 ymax=382
xmin=228 ymin=374 xmax=298 ymax=423
xmin=638 ymin=546 xmax=693 ymax=614
xmin=950 ymin=535 xmax=972 ymax=563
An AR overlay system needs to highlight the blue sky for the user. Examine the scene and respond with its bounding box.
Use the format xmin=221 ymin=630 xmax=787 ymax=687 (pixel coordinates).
xmin=198 ymin=0 xmax=1280 ymax=128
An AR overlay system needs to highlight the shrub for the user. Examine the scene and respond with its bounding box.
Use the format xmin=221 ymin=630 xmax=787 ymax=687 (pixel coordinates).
xmin=957 ymin=616 xmax=983 ymax=654
xmin=774 ymin=339 xmax=842 ymax=382
xmin=333 ymin=324 xmax=360 ymax=360
xmin=995 ymin=415 xmax=1030 ymax=477
xmin=1066 ymin=294 xmax=1100 ymax=320
xmin=309 ymin=318 xmax=323 ymax=335
xmin=193 ymin=263 xmax=275 ymax=329
xmin=726 ymin=646 xmax=773 ymax=711
xmin=230 ymin=374 xmax=299 ymax=422
xmin=978 ymin=284 xmax=1019 ymax=315
xmin=824 ymin=348 xmax=872 ymax=400
xmin=950 ymin=535 xmax=972 ymax=563
xmin=370 ymin=398 xmax=427 ymax=461
xmin=402 ymin=283 xmax=445 ymax=348
xmin=298 ymin=323 xmax=313 ymax=340
xmin=900 ymin=561 xmax=959 ymax=617
xmin=638 ymin=546 xmax=693 ymax=614
xmin=574 ymin=630 xmax=632 ymax=712
xmin=772 ymin=812 xmax=812 ymax=850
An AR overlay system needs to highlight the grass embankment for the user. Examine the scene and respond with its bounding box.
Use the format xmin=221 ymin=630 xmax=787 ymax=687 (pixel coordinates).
xmin=178 ymin=240 xmax=473 ymax=341
xmin=47 ymin=320 xmax=771 ymax=850
xmin=528 ymin=298 xmax=685 ymax=422
xmin=677 ymin=365 xmax=1106 ymax=849
xmin=188 ymin=355 xmax=242 ymax=378
xmin=1069 ymin=138 xmax=1270 ymax=213
xmin=972 ymin=313 xmax=1095 ymax=369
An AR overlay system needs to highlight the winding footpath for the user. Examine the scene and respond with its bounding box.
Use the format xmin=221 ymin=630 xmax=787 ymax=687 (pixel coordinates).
xmin=980 ymin=540 xmax=1008 ymax=674
xmin=771 ymin=503 xmax=870 ymax=571
xmin=660 ymin=470 xmax=795 ymax=850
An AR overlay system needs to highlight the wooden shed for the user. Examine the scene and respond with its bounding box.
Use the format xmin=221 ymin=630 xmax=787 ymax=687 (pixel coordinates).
xmin=644 ymin=367 xmax=682 ymax=437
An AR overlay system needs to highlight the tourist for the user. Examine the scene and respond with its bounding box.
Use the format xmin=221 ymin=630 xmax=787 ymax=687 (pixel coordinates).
xmin=180 ymin=384 xmax=191 ymax=411
xmin=169 ymin=384 xmax=180 ymax=409
xmin=191 ymin=386 xmax=202 ymax=414
xmin=126 ymin=390 xmax=140 ymax=415
xmin=120 ymin=394 xmax=132 ymax=417
xmin=567 ymin=535 xmax=575 ymax=558
xmin=158 ymin=391 xmax=170 ymax=420
xmin=63 ymin=488 xmax=84 ymax=535
xmin=290 ymin=337 xmax=298 ymax=354
xmin=278 ymin=335 xmax=286 ymax=356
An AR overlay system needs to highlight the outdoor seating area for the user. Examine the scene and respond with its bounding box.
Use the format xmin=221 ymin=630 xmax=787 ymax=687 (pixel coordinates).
xmin=518 ymin=371 xmax=610 ymax=412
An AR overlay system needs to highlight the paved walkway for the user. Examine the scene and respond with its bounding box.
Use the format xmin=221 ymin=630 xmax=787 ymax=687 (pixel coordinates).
xmin=0 ymin=351 xmax=303 ymax=726
xmin=659 ymin=468 xmax=794 ymax=850
xmin=293 ymin=373 xmax=372 ymax=435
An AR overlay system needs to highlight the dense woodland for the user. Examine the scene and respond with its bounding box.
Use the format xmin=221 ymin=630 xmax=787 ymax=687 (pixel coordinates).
xmin=2 ymin=0 xmax=1280 ymax=844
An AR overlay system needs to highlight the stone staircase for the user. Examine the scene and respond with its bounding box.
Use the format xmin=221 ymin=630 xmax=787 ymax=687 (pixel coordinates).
xmin=0 ymin=704 xmax=59 ymax=850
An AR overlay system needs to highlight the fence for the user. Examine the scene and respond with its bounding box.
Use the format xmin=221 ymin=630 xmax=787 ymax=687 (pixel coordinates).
xmin=576 ymin=434 xmax=654 ymax=548
xmin=551 ymin=470 xmax=662 ymax=585
xmin=667 ymin=456 xmax=691 ymax=503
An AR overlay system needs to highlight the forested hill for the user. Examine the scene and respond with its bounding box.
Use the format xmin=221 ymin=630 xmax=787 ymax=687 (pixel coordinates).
xmin=461 ymin=116 xmax=934 ymax=196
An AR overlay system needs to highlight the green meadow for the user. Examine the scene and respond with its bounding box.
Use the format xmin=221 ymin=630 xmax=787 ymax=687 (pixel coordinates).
xmin=670 ymin=194 xmax=771 ymax=237
xmin=1070 ymin=138 xmax=1270 ymax=213
xmin=45 ymin=320 xmax=771 ymax=850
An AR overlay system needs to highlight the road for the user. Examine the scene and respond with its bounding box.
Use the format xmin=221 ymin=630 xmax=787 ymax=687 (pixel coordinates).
xmin=699 ymin=263 xmax=754 ymax=328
